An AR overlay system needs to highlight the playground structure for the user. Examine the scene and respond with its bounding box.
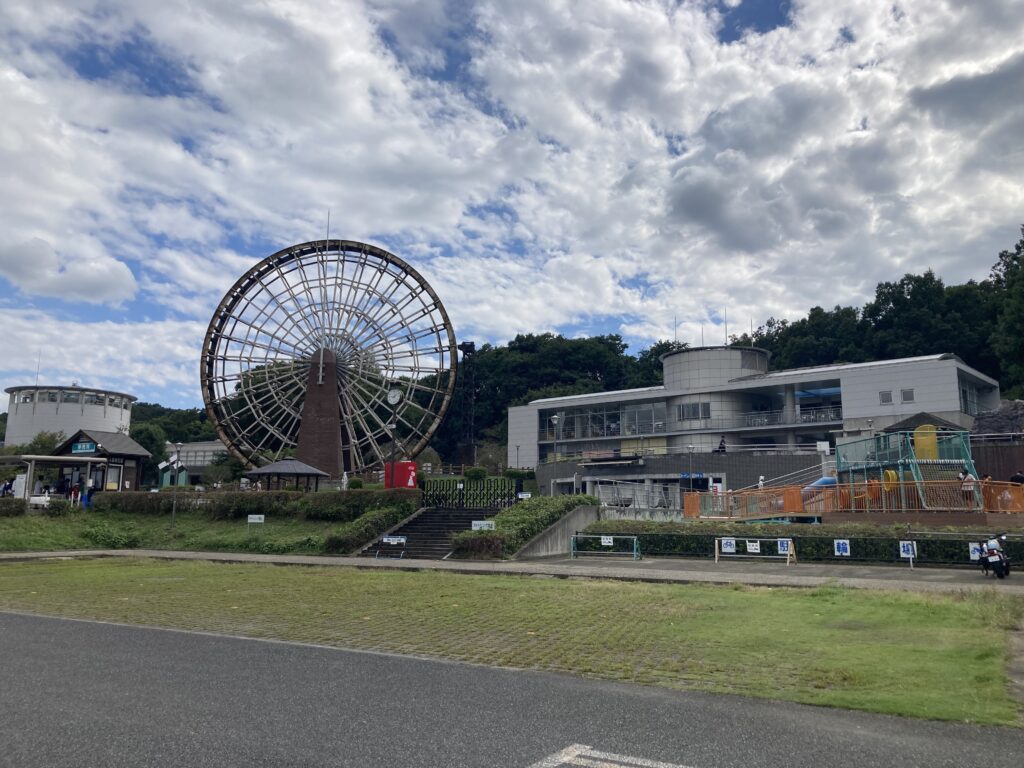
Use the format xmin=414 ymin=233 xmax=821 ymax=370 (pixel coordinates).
xmin=592 ymin=428 xmax=1024 ymax=526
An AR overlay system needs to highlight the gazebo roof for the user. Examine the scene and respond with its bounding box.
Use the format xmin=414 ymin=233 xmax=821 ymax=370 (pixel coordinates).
xmin=244 ymin=458 xmax=329 ymax=477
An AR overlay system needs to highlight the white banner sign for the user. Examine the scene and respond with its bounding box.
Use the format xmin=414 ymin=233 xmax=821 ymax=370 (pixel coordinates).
xmin=247 ymin=514 xmax=265 ymax=524
xmin=517 ymin=492 xmax=532 ymax=499
xmin=600 ymin=536 xmax=614 ymax=547
xmin=745 ymin=540 xmax=761 ymax=554
xmin=382 ymin=536 xmax=407 ymax=545
xmin=472 ymin=520 xmax=496 ymax=531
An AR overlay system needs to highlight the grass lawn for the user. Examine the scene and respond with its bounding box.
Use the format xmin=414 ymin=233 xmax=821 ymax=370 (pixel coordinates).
xmin=0 ymin=509 xmax=338 ymax=554
xmin=0 ymin=558 xmax=1020 ymax=725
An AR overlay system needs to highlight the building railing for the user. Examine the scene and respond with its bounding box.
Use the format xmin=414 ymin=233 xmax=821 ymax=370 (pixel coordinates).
xmin=539 ymin=406 xmax=842 ymax=441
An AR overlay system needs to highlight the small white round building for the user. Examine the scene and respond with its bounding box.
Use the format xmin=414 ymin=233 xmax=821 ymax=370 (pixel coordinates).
xmin=4 ymin=385 xmax=136 ymax=447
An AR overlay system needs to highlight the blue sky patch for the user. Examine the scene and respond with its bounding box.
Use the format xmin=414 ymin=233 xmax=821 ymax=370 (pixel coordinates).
xmin=59 ymin=26 xmax=197 ymax=99
xmin=716 ymin=1 xmax=794 ymax=44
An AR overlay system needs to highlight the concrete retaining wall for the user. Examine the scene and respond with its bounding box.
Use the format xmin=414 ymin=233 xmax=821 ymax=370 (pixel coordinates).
xmin=515 ymin=505 xmax=599 ymax=559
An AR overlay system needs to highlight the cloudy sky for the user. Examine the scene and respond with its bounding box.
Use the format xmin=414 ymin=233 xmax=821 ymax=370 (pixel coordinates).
xmin=1 ymin=0 xmax=1022 ymax=410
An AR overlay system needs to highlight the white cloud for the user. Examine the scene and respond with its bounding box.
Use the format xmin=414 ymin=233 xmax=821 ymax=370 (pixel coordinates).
xmin=0 ymin=238 xmax=137 ymax=304
xmin=0 ymin=0 xmax=1022 ymax=407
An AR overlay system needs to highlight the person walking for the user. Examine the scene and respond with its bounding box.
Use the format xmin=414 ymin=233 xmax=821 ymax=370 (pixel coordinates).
xmin=1009 ymin=469 xmax=1024 ymax=485
xmin=959 ymin=467 xmax=977 ymax=507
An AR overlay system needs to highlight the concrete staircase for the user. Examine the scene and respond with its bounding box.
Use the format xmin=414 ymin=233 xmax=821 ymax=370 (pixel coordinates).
xmin=362 ymin=508 xmax=495 ymax=559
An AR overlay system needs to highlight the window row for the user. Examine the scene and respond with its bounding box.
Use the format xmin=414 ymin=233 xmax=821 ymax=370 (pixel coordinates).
xmin=15 ymin=391 xmax=132 ymax=409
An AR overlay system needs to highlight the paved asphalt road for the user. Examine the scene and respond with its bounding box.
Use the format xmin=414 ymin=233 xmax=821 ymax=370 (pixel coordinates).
xmin=1 ymin=612 xmax=1021 ymax=768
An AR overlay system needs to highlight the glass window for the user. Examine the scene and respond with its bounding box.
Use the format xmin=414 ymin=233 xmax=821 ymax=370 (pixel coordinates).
xmin=900 ymin=388 xmax=914 ymax=403
xmin=19 ymin=393 xmax=33 ymax=403
xmin=62 ymin=391 xmax=80 ymax=403
xmin=46 ymin=391 xmax=58 ymax=402
xmin=678 ymin=402 xmax=711 ymax=420
xmin=878 ymin=391 xmax=893 ymax=405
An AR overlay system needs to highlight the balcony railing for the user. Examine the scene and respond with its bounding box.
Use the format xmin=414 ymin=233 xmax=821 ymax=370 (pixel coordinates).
xmin=538 ymin=406 xmax=842 ymax=441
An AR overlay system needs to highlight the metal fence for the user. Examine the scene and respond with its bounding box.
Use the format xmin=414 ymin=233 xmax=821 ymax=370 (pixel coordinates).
xmin=422 ymin=478 xmax=517 ymax=509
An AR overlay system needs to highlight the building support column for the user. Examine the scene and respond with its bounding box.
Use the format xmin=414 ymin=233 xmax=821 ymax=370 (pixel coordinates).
xmin=783 ymin=385 xmax=797 ymax=448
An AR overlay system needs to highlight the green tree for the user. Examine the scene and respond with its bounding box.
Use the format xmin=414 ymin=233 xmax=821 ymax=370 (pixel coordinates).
xmin=993 ymin=227 xmax=1024 ymax=396
xmin=628 ymin=340 xmax=688 ymax=386
xmin=130 ymin=422 xmax=168 ymax=486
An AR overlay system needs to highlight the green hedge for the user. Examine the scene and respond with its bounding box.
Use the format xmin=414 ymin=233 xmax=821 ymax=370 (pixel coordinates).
xmin=90 ymin=489 xmax=421 ymax=522
xmin=92 ymin=492 xmax=192 ymax=516
xmin=0 ymin=498 xmax=27 ymax=517
xmin=323 ymin=505 xmax=416 ymax=554
xmin=451 ymin=495 xmax=599 ymax=558
xmin=581 ymin=520 xmax=1024 ymax=566
xmin=293 ymin=489 xmax=420 ymax=522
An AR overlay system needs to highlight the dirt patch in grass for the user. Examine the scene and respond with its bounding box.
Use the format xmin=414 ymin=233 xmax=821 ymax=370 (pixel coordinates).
xmin=0 ymin=558 xmax=1020 ymax=725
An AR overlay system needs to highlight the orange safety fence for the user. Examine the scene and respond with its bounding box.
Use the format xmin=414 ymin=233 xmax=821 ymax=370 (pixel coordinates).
xmin=689 ymin=480 xmax=1024 ymax=518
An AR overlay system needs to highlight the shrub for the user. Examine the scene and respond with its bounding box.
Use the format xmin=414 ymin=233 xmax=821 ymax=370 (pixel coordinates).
xmin=205 ymin=491 xmax=300 ymax=520
xmin=92 ymin=491 xmax=190 ymax=516
xmin=451 ymin=494 xmax=599 ymax=558
xmin=83 ymin=522 xmax=141 ymax=549
xmin=502 ymin=468 xmax=535 ymax=480
xmin=296 ymin=489 xmax=420 ymax=522
xmin=348 ymin=478 xmax=364 ymax=489
xmin=323 ymin=505 xmax=414 ymax=553
xmin=44 ymin=499 xmax=74 ymax=517
xmin=0 ymin=498 xmax=27 ymax=517
xmin=450 ymin=530 xmax=504 ymax=558
xmin=579 ymin=520 xmax=1024 ymax=566
xmin=464 ymin=467 xmax=488 ymax=482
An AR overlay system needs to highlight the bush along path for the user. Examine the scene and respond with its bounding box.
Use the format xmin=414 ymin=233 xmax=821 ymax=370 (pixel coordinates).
xmin=451 ymin=495 xmax=598 ymax=558
xmin=582 ymin=519 xmax=1024 ymax=567
xmin=0 ymin=490 xmax=421 ymax=555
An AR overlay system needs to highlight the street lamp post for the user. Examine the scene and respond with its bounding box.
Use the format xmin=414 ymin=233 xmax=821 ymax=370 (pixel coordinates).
xmin=171 ymin=441 xmax=183 ymax=531
xmin=550 ymin=414 xmax=560 ymax=463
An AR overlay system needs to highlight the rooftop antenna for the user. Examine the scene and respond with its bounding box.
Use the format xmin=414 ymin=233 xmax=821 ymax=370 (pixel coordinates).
xmin=750 ymin=317 xmax=754 ymax=346
xmin=700 ymin=323 xmax=704 ymax=345
xmin=673 ymin=314 xmax=678 ymax=343
xmin=33 ymin=349 xmax=41 ymax=386
xmin=724 ymin=307 xmax=728 ymax=345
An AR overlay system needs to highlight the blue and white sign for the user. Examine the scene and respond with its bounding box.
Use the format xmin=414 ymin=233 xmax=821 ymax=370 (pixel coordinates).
xmin=680 ymin=472 xmax=705 ymax=479
xmin=834 ymin=539 xmax=851 ymax=557
xmin=247 ymin=514 xmax=264 ymax=524
xmin=745 ymin=540 xmax=761 ymax=554
xmin=899 ymin=541 xmax=917 ymax=559
xmin=777 ymin=539 xmax=792 ymax=555
xmin=968 ymin=542 xmax=982 ymax=561
xmin=71 ymin=441 xmax=96 ymax=454
xmin=720 ymin=538 xmax=736 ymax=554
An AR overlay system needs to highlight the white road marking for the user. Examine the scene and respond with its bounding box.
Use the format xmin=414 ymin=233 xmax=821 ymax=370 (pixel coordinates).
xmin=529 ymin=744 xmax=695 ymax=768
